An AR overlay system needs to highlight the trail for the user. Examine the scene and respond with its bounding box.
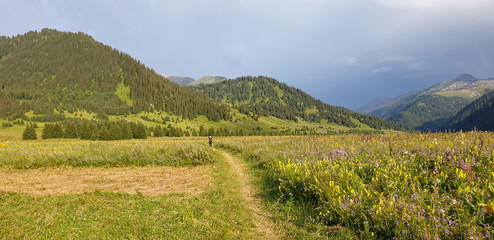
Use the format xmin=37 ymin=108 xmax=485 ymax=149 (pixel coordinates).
xmin=221 ymin=151 xmax=279 ymax=240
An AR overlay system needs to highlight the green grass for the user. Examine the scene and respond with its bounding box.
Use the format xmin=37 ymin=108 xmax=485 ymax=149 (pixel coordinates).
xmin=0 ymin=138 xmax=216 ymax=168
xmin=0 ymin=141 xmax=263 ymax=239
xmin=229 ymin=149 xmax=345 ymax=239
xmin=115 ymin=75 xmax=133 ymax=106
xmin=215 ymin=133 xmax=494 ymax=239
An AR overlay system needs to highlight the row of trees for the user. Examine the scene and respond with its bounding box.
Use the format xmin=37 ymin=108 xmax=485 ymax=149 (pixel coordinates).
xmin=22 ymin=119 xmax=253 ymax=140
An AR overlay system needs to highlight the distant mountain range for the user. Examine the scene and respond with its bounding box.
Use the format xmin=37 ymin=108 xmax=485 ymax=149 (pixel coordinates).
xmin=188 ymin=76 xmax=227 ymax=86
xmin=362 ymin=73 xmax=494 ymax=131
xmin=163 ymin=75 xmax=227 ymax=86
xmin=357 ymin=90 xmax=419 ymax=114
xmin=161 ymin=75 xmax=195 ymax=86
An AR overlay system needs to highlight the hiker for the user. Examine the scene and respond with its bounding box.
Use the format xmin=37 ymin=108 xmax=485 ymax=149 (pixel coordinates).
xmin=208 ymin=135 xmax=213 ymax=147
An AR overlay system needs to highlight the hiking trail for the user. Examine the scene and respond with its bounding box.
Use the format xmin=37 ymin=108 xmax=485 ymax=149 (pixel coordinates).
xmin=221 ymin=151 xmax=279 ymax=239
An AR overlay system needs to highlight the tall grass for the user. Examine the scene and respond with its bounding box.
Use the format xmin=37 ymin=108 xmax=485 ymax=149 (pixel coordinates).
xmin=0 ymin=138 xmax=215 ymax=168
xmin=217 ymin=132 xmax=494 ymax=238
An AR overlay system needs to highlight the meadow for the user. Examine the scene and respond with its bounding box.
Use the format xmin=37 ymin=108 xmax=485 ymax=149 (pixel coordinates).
xmin=0 ymin=138 xmax=263 ymax=239
xmin=0 ymin=137 xmax=321 ymax=239
xmin=216 ymin=132 xmax=494 ymax=239
xmin=2 ymin=132 xmax=494 ymax=239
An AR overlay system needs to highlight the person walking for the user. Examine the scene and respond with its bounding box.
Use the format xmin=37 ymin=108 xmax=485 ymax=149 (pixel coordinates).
xmin=208 ymin=135 xmax=213 ymax=147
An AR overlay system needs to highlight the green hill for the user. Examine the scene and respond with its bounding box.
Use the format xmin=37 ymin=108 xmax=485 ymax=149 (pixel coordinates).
xmin=191 ymin=76 xmax=406 ymax=130
xmin=0 ymin=29 xmax=229 ymax=121
xmin=369 ymin=74 xmax=494 ymax=131
xmin=444 ymin=91 xmax=494 ymax=131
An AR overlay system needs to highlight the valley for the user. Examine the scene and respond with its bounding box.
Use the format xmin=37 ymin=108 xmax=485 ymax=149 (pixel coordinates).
xmin=1 ymin=28 xmax=493 ymax=239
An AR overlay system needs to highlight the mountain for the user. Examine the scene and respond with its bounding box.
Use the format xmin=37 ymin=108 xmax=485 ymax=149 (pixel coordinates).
xmin=188 ymin=75 xmax=226 ymax=86
xmin=162 ymin=75 xmax=195 ymax=86
xmin=444 ymin=91 xmax=494 ymax=131
xmin=191 ymin=75 xmax=406 ymax=131
xmin=369 ymin=74 xmax=494 ymax=131
xmin=453 ymin=73 xmax=479 ymax=82
xmin=0 ymin=29 xmax=229 ymax=121
xmin=357 ymin=90 xmax=419 ymax=114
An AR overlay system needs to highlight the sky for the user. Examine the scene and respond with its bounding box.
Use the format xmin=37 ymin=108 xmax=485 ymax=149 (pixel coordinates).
xmin=2 ymin=0 xmax=494 ymax=110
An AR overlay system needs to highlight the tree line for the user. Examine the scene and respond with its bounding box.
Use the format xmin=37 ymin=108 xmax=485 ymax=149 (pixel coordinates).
xmin=22 ymin=119 xmax=255 ymax=140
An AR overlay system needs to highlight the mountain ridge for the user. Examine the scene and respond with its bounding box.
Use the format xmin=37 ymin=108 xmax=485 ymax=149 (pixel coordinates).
xmin=188 ymin=75 xmax=227 ymax=86
xmin=368 ymin=73 xmax=494 ymax=130
xmin=162 ymin=75 xmax=195 ymax=86
xmin=192 ymin=75 xmax=406 ymax=131
xmin=357 ymin=90 xmax=419 ymax=114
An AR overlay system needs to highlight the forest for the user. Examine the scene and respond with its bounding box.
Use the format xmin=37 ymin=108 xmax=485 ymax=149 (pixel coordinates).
xmin=0 ymin=29 xmax=229 ymax=121
xmin=192 ymin=76 xmax=406 ymax=130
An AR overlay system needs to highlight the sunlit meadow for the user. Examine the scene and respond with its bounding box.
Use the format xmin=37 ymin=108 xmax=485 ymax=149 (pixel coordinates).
xmin=0 ymin=138 xmax=214 ymax=168
xmin=217 ymin=132 xmax=494 ymax=239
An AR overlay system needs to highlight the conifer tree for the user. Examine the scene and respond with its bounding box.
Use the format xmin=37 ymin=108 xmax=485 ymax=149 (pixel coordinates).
xmin=22 ymin=123 xmax=37 ymax=140
xmin=122 ymin=122 xmax=133 ymax=139
xmin=154 ymin=125 xmax=163 ymax=137
xmin=134 ymin=122 xmax=147 ymax=139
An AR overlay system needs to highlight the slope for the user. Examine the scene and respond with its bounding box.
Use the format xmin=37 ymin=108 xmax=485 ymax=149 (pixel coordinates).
xmin=191 ymin=76 xmax=406 ymax=131
xmin=444 ymin=91 xmax=494 ymax=131
xmin=369 ymin=74 xmax=494 ymax=130
xmin=0 ymin=29 xmax=228 ymax=121
xmin=357 ymin=90 xmax=419 ymax=114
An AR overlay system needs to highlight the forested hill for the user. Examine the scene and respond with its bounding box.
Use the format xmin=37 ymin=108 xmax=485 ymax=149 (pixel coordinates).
xmin=444 ymin=91 xmax=494 ymax=131
xmin=0 ymin=29 xmax=228 ymax=121
xmin=192 ymin=76 xmax=406 ymax=130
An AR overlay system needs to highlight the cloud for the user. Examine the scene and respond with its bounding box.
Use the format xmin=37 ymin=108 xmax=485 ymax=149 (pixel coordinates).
xmin=371 ymin=67 xmax=393 ymax=74
xmin=333 ymin=57 xmax=360 ymax=66
xmin=376 ymin=0 xmax=494 ymax=11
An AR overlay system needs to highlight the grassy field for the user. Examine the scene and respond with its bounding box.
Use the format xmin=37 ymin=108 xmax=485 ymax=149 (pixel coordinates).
xmin=0 ymin=137 xmax=322 ymax=239
xmin=216 ymin=132 xmax=494 ymax=239
xmin=3 ymin=132 xmax=492 ymax=239
xmin=0 ymin=138 xmax=254 ymax=239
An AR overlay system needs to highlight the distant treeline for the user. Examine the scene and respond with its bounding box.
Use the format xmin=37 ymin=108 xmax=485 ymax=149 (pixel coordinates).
xmin=23 ymin=119 xmax=254 ymax=140
xmin=21 ymin=118 xmax=379 ymax=140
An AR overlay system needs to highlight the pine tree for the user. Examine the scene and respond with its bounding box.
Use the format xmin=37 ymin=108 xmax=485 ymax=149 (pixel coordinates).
xmin=121 ymin=122 xmax=133 ymax=139
xmin=134 ymin=122 xmax=147 ymax=139
xmin=22 ymin=123 xmax=37 ymax=140
xmin=154 ymin=125 xmax=163 ymax=137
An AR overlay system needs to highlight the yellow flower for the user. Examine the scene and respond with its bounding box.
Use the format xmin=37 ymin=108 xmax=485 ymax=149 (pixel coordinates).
xmin=0 ymin=144 xmax=7 ymax=148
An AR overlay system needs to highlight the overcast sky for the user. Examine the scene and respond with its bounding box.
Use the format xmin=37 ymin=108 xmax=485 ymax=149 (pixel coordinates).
xmin=2 ymin=0 xmax=494 ymax=109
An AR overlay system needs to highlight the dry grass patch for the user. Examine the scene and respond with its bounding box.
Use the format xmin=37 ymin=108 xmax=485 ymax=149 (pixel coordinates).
xmin=0 ymin=166 xmax=212 ymax=196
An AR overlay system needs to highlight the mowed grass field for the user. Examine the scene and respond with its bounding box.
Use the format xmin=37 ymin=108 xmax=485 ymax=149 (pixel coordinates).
xmin=0 ymin=138 xmax=265 ymax=239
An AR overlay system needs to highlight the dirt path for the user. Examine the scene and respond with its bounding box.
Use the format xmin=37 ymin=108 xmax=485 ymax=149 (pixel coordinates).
xmin=222 ymin=151 xmax=279 ymax=240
